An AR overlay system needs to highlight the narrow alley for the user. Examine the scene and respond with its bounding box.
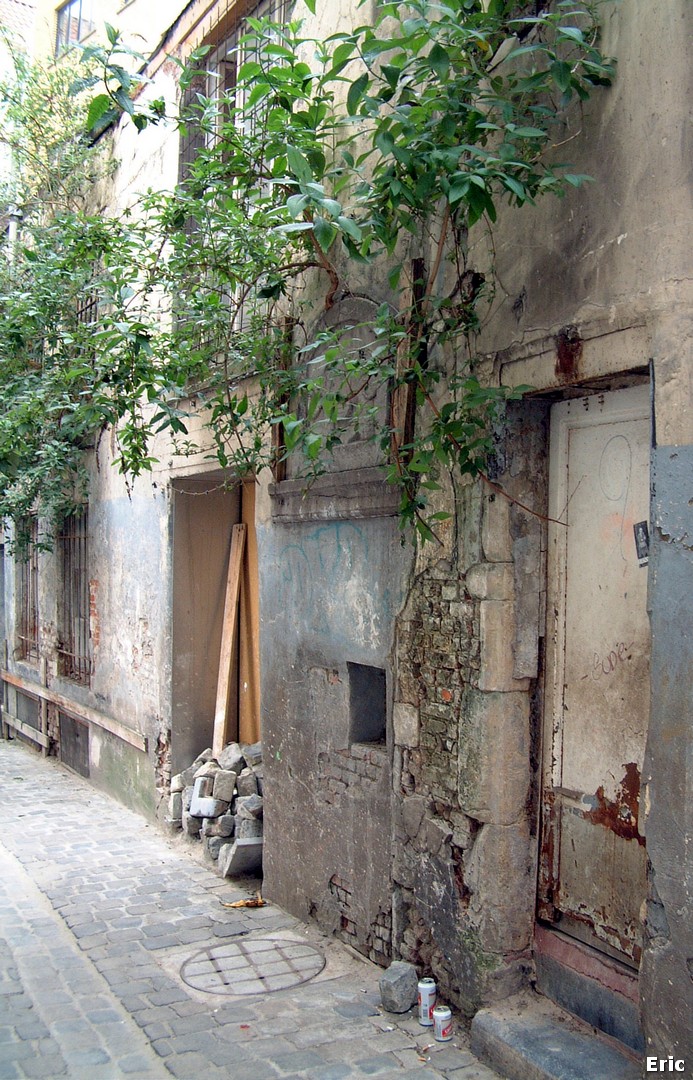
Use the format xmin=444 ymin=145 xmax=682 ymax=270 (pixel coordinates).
xmin=0 ymin=740 xmax=499 ymax=1080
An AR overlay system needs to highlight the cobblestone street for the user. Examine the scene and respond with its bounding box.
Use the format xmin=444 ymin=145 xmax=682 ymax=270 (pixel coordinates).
xmin=0 ymin=740 xmax=499 ymax=1080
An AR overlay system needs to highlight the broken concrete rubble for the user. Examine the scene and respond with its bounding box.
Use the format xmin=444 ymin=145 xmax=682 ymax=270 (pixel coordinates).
xmin=167 ymin=742 xmax=263 ymax=878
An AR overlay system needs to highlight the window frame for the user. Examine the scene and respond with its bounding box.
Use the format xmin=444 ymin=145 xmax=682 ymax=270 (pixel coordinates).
xmin=57 ymin=509 xmax=92 ymax=686
xmin=55 ymin=0 xmax=96 ymax=56
xmin=16 ymin=517 xmax=40 ymax=664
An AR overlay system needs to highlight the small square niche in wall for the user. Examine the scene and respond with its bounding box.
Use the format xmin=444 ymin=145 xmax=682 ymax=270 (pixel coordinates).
xmin=348 ymin=662 xmax=386 ymax=744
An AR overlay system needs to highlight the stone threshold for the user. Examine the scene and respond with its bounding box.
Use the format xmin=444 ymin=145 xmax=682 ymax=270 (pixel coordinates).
xmin=470 ymin=991 xmax=642 ymax=1080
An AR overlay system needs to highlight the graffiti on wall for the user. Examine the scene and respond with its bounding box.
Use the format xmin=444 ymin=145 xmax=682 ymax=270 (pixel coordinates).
xmin=273 ymin=522 xmax=401 ymax=649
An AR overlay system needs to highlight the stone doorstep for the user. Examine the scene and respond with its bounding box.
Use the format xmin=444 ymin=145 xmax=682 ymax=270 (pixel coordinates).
xmin=470 ymin=992 xmax=642 ymax=1080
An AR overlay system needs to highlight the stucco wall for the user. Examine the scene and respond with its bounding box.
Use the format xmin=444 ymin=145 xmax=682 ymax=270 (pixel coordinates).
xmin=641 ymin=446 xmax=693 ymax=1060
xmin=259 ymin=501 xmax=412 ymax=963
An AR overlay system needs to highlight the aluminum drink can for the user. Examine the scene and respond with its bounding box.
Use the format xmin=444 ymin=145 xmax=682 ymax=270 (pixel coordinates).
xmin=417 ymin=977 xmax=436 ymax=1026
xmin=433 ymin=1005 xmax=453 ymax=1041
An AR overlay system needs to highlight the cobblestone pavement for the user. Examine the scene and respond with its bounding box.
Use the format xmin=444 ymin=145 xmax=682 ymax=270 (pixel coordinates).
xmin=0 ymin=740 xmax=501 ymax=1080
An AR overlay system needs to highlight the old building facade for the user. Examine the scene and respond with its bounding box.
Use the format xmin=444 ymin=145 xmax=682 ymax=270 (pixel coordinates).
xmin=1 ymin=0 xmax=691 ymax=1068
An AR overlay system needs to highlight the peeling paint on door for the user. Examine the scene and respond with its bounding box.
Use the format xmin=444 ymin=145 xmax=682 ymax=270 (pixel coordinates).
xmin=540 ymin=385 xmax=650 ymax=965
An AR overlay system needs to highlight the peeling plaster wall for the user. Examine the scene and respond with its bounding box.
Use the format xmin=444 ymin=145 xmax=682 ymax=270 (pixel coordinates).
xmin=260 ymin=507 xmax=412 ymax=964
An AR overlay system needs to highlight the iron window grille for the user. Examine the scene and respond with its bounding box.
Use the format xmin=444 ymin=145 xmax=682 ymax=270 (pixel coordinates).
xmin=58 ymin=510 xmax=92 ymax=685
xmin=177 ymin=0 xmax=292 ymax=343
xmin=16 ymin=517 xmax=39 ymax=662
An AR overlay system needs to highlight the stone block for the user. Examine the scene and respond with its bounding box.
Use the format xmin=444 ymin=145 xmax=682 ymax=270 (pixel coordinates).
xmin=477 ymin=601 xmax=531 ymax=693
xmin=218 ymin=742 xmax=245 ymax=773
xmin=466 ymin=563 xmax=514 ymax=601
xmin=168 ymin=791 xmax=183 ymax=820
xmin=236 ymin=794 xmax=263 ymax=819
xmin=458 ymin=690 xmax=530 ymax=825
xmin=204 ymin=835 xmax=226 ymax=861
xmin=236 ymin=767 xmax=258 ymax=797
xmin=401 ymin=796 xmax=426 ymax=840
xmin=180 ymin=765 xmax=198 ymax=787
xmin=193 ymin=760 xmax=220 ymax=780
xmin=182 ymin=810 xmax=202 ymax=837
xmin=466 ymin=822 xmax=533 ymax=954
xmin=241 ymin=741 xmax=263 ymax=766
xmin=482 ymin=493 xmax=512 ymax=563
xmin=182 ymin=785 xmax=193 ymax=811
xmin=189 ymin=776 xmax=229 ymax=819
xmin=203 ymin=813 xmax=235 ymax=839
xmin=379 ymin=961 xmax=418 ymax=1013
xmin=252 ymin=764 xmax=264 ymax=795
xmin=170 ymin=774 xmax=185 ymax=794
xmin=212 ymin=770 xmax=237 ymax=803
xmin=218 ymin=838 xmax=263 ymax=877
xmin=182 ymin=748 xmax=214 ymax=785
xmin=422 ymin=816 xmax=453 ymax=856
xmin=393 ymin=702 xmax=419 ymax=748
xmin=235 ymin=817 xmax=263 ymax=839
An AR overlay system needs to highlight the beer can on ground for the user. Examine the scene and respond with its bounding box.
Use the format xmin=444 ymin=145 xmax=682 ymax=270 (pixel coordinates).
xmin=417 ymin=977 xmax=436 ymax=1026
xmin=432 ymin=1005 xmax=453 ymax=1042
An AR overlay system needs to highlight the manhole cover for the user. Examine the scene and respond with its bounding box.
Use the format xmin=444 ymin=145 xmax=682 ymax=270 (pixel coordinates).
xmin=180 ymin=935 xmax=326 ymax=995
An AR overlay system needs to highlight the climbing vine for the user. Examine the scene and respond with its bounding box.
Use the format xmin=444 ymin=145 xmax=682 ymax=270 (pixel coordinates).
xmin=0 ymin=0 xmax=615 ymax=541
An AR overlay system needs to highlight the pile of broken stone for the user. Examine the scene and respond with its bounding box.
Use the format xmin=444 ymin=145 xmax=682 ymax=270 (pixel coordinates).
xmin=167 ymin=741 xmax=264 ymax=877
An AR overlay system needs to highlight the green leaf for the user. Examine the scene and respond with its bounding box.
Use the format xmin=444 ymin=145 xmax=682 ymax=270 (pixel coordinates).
xmin=550 ymin=60 xmax=573 ymax=93
xmin=286 ymin=145 xmax=313 ymax=183
xmin=303 ymin=0 xmax=316 ymax=12
xmin=375 ymin=125 xmax=396 ymax=155
xmin=313 ymin=214 xmax=338 ymax=252
xmin=238 ymin=61 xmax=263 ymax=81
xmin=428 ymin=43 xmax=450 ymax=80
xmin=347 ymin=72 xmax=369 ymax=115
xmin=336 ymin=215 xmax=362 ymax=242
xmin=331 ymin=41 xmax=357 ymax=72
xmin=509 ymin=125 xmax=548 ymax=139
xmin=113 ymin=87 xmax=135 ymax=115
xmin=86 ymin=93 xmax=113 ymax=132
xmin=502 ymin=175 xmax=526 ymax=201
xmin=287 ymin=193 xmax=310 ymax=218
xmin=559 ymin=26 xmax=584 ymax=44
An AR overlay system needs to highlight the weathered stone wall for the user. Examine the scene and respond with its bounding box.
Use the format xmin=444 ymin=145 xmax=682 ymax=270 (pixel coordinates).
xmin=390 ymin=405 xmax=548 ymax=1015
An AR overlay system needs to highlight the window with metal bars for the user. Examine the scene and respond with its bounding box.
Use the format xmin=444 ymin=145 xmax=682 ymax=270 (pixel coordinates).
xmin=58 ymin=510 xmax=91 ymax=685
xmin=177 ymin=0 xmax=293 ymax=339
xmin=178 ymin=0 xmax=293 ymax=178
xmin=16 ymin=517 xmax=39 ymax=663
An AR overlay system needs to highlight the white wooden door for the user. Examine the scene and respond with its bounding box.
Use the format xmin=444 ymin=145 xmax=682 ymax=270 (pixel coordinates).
xmin=539 ymin=385 xmax=651 ymax=964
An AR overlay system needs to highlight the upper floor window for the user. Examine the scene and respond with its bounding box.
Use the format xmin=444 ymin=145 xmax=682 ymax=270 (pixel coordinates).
xmin=55 ymin=0 xmax=96 ymax=55
xmin=178 ymin=0 xmax=292 ymax=176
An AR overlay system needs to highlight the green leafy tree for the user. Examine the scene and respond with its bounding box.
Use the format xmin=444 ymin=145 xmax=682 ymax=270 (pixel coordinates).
xmin=0 ymin=0 xmax=615 ymax=543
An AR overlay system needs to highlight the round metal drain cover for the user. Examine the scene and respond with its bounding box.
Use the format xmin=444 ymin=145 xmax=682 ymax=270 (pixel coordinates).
xmin=180 ymin=935 xmax=326 ymax=995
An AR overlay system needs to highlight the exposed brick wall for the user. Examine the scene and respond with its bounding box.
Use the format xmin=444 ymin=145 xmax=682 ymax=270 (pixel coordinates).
xmin=317 ymin=744 xmax=388 ymax=805
xmin=329 ymin=872 xmax=392 ymax=965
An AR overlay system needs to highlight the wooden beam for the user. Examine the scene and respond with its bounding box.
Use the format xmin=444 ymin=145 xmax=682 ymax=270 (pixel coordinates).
xmin=2 ymin=708 xmax=50 ymax=750
xmin=212 ymin=523 xmax=246 ymax=759
xmin=0 ymin=670 xmax=147 ymax=753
